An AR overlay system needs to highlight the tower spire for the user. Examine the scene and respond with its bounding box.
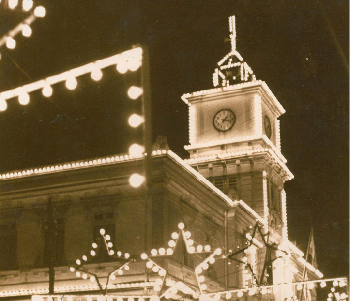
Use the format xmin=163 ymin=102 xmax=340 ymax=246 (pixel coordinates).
xmin=229 ymin=15 xmax=236 ymax=52
xmin=212 ymin=15 xmax=256 ymax=87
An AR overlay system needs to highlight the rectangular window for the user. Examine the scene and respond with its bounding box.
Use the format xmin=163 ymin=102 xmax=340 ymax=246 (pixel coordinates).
xmin=44 ymin=217 xmax=65 ymax=267
xmin=0 ymin=223 xmax=17 ymax=270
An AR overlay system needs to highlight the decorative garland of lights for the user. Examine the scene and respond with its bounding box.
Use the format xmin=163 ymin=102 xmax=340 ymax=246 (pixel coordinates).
xmin=70 ymin=228 xmax=132 ymax=293
xmin=0 ymin=3 xmax=46 ymax=51
xmin=0 ymin=47 xmax=143 ymax=111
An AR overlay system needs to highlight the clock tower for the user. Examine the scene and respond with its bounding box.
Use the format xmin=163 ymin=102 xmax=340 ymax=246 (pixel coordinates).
xmin=182 ymin=16 xmax=293 ymax=242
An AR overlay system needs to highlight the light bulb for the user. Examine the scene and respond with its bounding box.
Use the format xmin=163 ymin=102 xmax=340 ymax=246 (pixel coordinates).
xmin=82 ymin=255 xmax=87 ymax=261
xmin=105 ymin=235 xmax=110 ymax=241
xmin=22 ymin=0 xmax=33 ymax=11
xmin=110 ymin=274 xmax=116 ymax=280
xmin=22 ymin=24 xmax=32 ymax=37
xmin=178 ymin=222 xmax=184 ymax=230
xmin=197 ymin=245 xmax=203 ymax=252
xmin=0 ymin=97 xmax=7 ymax=111
xmin=6 ymin=37 xmax=16 ymax=49
xmin=141 ymin=253 xmax=148 ymax=259
xmin=146 ymin=261 xmax=153 ymax=268
xmin=90 ymin=276 xmax=96 ymax=282
xmin=127 ymin=86 xmax=143 ymax=100
xmin=226 ymin=292 xmax=232 ymax=299
xmin=128 ymin=114 xmax=144 ymax=127
xmin=69 ymin=267 xmax=75 ymax=272
xmin=18 ymin=90 xmax=30 ymax=105
xmin=107 ymin=242 xmax=113 ymax=248
xmin=92 ymin=243 xmax=98 ymax=248
xmin=200 ymin=284 xmax=207 ymax=290
xmin=116 ymin=60 xmax=128 ymax=74
xmin=65 ymin=76 xmax=77 ymax=90
xmin=129 ymin=143 xmax=145 ymax=157
xmin=100 ymin=228 xmax=105 ymax=235
xmin=90 ymin=250 xmax=96 ymax=256
xmin=34 ymin=6 xmax=46 ymax=17
xmin=237 ymin=291 xmax=243 ymax=298
xmin=124 ymin=252 xmax=130 ymax=258
xmin=171 ymin=232 xmax=179 ymax=239
xmin=198 ymin=276 xmax=205 ymax=282
xmin=204 ymin=245 xmax=211 ymax=252
xmin=129 ymin=173 xmax=145 ymax=188
xmin=8 ymin=0 xmax=18 ymax=9
xmin=42 ymin=84 xmax=53 ymax=97
xmin=159 ymin=269 xmax=166 ymax=276
xmin=82 ymin=273 xmax=87 ymax=279
xmin=124 ymin=265 xmax=129 ymax=270
xmin=168 ymin=240 xmax=176 ymax=247
xmin=214 ymin=294 xmax=220 ymax=300
xmin=166 ymin=248 xmax=173 ymax=255
xmin=76 ymin=259 xmax=81 ymax=265
xmin=152 ymin=265 xmax=160 ymax=272
xmin=109 ymin=250 xmax=115 ymax=255
xmin=75 ymin=271 xmax=81 ymax=277
xmin=159 ymin=248 xmax=166 ymax=255
xmin=151 ymin=249 xmax=157 ymax=256
xmin=128 ymin=58 xmax=142 ymax=71
xmin=91 ymin=68 xmax=103 ymax=81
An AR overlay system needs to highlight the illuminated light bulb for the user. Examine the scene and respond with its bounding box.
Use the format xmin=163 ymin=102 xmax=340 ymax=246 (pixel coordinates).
xmin=248 ymin=289 xmax=255 ymax=296
xmin=198 ymin=276 xmax=205 ymax=282
xmin=110 ymin=274 xmax=116 ymax=280
xmin=331 ymin=287 xmax=335 ymax=292
xmin=105 ymin=235 xmax=110 ymax=241
xmin=197 ymin=245 xmax=203 ymax=252
xmin=128 ymin=58 xmax=142 ymax=71
xmin=8 ymin=0 xmax=18 ymax=9
xmin=204 ymin=245 xmax=211 ymax=252
xmin=200 ymin=284 xmax=207 ymax=290
xmin=117 ymin=297 xmax=123 ymax=301
xmin=91 ymin=68 xmax=103 ymax=81
xmin=82 ymin=274 xmax=87 ymax=279
xmin=146 ymin=261 xmax=153 ymax=268
xmin=92 ymin=243 xmax=98 ymax=248
xmin=141 ymin=253 xmax=147 ymax=259
xmin=154 ymin=285 xmax=161 ymax=292
xmin=214 ymin=294 xmax=220 ymax=300
xmin=187 ymin=239 xmax=194 ymax=246
xmin=128 ymin=114 xmax=144 ymax=127
xmin=90 ymin=275 xmax=96 ymax=282
xmin=261 ymin=287 xmax=267 ymax=294
xmin=70 ymin=267 xmax=75 ymax=272
xmin=42 ymin=84 xmax=53 ymax=97
xmin=22 ymin=24 xmax=32 ymax=37
xmin=226 ymin=292 xmax=232 ymax=299
xmin=242 ymin=257 xmax=248 ymax=263
xmin=107 ymin=242 xmax=113 ymax=248
xmin=100 ymin=228 xmax=105 ymax=235
xmin=128 ymin=297 xmax=134 ymax=301
xmin=117 ymin=269 xmax=123 ymax=275
xmin=159 ymin=248 xmax=166 ymax=255
xmin=320 ymin=281 xmax=326 ymax=288
xmin=188 ymin=246 xmax=195 ymax=253
xmin=168 ymin=240 xmax=176 ymax=247
xmin=82 ymin=255 xmax=87 ymax=261
xmin=297 ymin=284 xmax=303 ymax=291
xmin=150 ymin=297 xmax=160 ymax=301
xmin=90 ymin=250 xmax=96 ymax=256
xmin=124 ymin=253 xmax=130 ymax=259
xmin=116 ymin=61 xmax=128 ymax=74
xmin=159 ymin=269 xmax=166 ymax=276
xmin=22 ymin=0 xmax=33 ymax=11
xmin=166 ymin=248 xmax=173 ymax=255
xmin=127 ymin=86 xmax=143 ymax=100
xmin=34 ymin=6 xmax=46 ymax=17
xmin=75 ymin=271 xmax=81 ymax=277
xmin=209 ymin=257 xmax=215 ymax=264
xmin=129 ymin=143 xmax=145 ymax=157
xmin=237 ymin=291 xmax=243 ymax=297
xmin=65 ymin=76 xmax=77 ymax=90
xmin=170 ymin=287 xmax=178 ymax=294
xmin=308 ymin=282 xmax=315 ymax=289
xmin=76 ymin=259 xmax=81 ymax=265
xmin=109 ymin=250 xmax=115 ymax=255
xmin=215 ymin=248 xmax=222 ymax=255
xmin=152 ymin=265 xmax=159 ymax=272
xmin=129 ymin=173 xmax=145 ymax=188
xmin=0 ymin=97 xmax=7 ymax=111
xmin=6 ymin=37 xmax=16 ymax=49
xmin=339 ymin=280 xmax=346 ymax=287
xmin=195 ymin=267 xmax=202 ymax=274
xmin=151 ymin=249 xmax=158 ymax=256
xmin=333 ymin=280 xmax=339 ymax=286
xmin=124 ymin=265 xmax=129 ymax=270
xmin=341 ymin=293 xmax=348 ymax=299
xmin=165 ymin=293 xmax=171 ymax=299
xmin=203 ymin=263 xmax=209 ymax=270
xmin=171 ymin=232 xmax=179 ymax=239
xmin=178 ymin=222 xmax=185 ymax=230
xmin=184 ymin=231 xmax=191 ymax=239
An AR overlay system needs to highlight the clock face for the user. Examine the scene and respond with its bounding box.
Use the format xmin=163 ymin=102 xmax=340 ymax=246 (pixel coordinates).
xmin=264 ymin=116 xmax=272 ymax=138
xmin=213 ymin=109 xmax=236 ymax=132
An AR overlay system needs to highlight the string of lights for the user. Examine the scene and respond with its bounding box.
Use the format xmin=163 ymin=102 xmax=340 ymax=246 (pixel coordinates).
xmin=0 ymin=3 xmax=46 ymax=51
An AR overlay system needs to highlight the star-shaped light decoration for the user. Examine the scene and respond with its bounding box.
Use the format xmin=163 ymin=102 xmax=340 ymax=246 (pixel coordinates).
xmin=227 ymin=222 xmax=288 ymax=288
xmin=70 ymin=228 xmax=133 ymax=294
xmin=140 ymin=222 xmax=223 ymax=300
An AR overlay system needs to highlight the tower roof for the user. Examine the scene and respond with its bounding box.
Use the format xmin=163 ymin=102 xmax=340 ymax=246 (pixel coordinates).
xmin=212 ymin=16 xmax=256 ymax=87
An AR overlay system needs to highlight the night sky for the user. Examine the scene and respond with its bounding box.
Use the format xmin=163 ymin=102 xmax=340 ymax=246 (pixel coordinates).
xmin=0 ymin=1 xmax=348 ymax=278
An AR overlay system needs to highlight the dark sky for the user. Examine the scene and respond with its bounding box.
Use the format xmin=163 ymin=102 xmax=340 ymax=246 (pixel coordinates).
xmin=0 ymin=0 xmax=348 ymax=278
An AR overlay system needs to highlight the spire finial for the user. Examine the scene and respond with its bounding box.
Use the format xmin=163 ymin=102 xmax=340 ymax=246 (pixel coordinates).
xmin=229 ymin=15 xmax=236 ymax=52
